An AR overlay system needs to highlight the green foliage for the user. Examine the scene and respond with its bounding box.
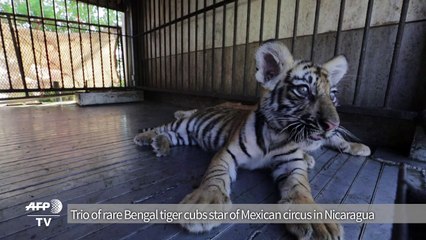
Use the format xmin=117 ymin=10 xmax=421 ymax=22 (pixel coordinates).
xmin=0 ymin=0 xmax=121 ymax=32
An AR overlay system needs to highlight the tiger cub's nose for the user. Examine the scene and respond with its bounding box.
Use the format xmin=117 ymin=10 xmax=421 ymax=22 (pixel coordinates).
xmin=319 ymin=120 xmax=339 ymax=131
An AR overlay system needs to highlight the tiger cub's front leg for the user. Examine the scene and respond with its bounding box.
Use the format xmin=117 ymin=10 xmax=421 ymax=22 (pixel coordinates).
xmin=272 ymin=149 xmax=343 ymax=239
xmin=326 ymin=133 xmax=371 ymax=156
xmin=180 ymin=148 xmax=237 ymax=233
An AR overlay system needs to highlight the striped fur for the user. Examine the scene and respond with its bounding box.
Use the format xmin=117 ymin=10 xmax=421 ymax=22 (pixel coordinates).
xmin=133 ymin=41 xmax=370 ymax=238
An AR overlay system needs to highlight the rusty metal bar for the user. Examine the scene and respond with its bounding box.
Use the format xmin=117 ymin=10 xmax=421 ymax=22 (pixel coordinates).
xmin=211 ymin=0 xmax=216 ymax=92
xmin=8 ymin=4 xmax=27 ymax=95
xmin=64 ymin=0 xmax=76 ymax=88
xmin=202 ymin=0 xmax=206 ymax=91
xmin=353 ymin=0 xmax=374 ymax=105
xmin=230 ymin=0 xmax=238 ymax=95
xmin=164 ymin=0 xmax=168 ymax=88
xmin=76 ymin=1 xmax=87 ymax=88
xmin=39 ymin=0 xmax=53 ymax=89
xmin=118 ymin=12 xmax=127 ymax=88
xmin=384 ymin=0 xmax=410 ymax=108
xmin=97 ymin=0 xmax=105 ymax=88
xmin=291 ymin=0 xmax=300 ymax=53
xmin=86 ymin=2 xmax=96 ymax=88
xmin=220 ymin=0 xmax=227 ymax=92
xmin=256 ymin=0 xmax=265 ymax=96
xmin=158 ymin=0 xmax=163 ymax=88
xmin=25 ymin=0 xmax=41 ymax=89
xmin=0 ymin=18 xmax=12 ymax=90
xmin=52 ymin=0 xmax=65 ymax=89
xmin=194 ymin=0 xmax=198 ymax=90
xmin=174 ymin=0 xmax=178 ymax=89
xmin=334 ymin=0 xmax=345 ymax=55
xmin=180 ymin=0 xmax=184 ymax=89
xmin=187 ymin=0 xmax=191 ymax=90
xmin=106 ymin=1 xmax=114 ymax=87
xmin=311 ymin=0 xmax=321 ymax=61
xmin=275 ymin=0 xmax=282 ymax=39
xmin=242 ymin=0 xmax=251 ymax=95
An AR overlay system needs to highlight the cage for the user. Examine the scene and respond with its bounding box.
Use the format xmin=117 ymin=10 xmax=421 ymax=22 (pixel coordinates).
xmin=0 ymin=0 xmax=425 ymax=239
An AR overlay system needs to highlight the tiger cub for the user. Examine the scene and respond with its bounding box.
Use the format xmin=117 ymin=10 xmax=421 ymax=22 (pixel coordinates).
xmin=134 ymin=41 xmax=370 ymax=239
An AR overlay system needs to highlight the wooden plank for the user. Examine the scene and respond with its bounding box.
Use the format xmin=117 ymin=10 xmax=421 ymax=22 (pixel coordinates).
xmin=340 ymin=159 xmax=382 ymax=239
xmin=314 ymin=155 xmax=366 ymax=203
xmin=1 ymin=148 xmax=212 ymax=239
xmin=360 ymin=164 xmax=398 ymax=240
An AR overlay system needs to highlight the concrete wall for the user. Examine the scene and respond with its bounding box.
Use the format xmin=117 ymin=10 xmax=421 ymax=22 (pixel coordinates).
xmin=132 ymin=0 xmax=426 ymax=111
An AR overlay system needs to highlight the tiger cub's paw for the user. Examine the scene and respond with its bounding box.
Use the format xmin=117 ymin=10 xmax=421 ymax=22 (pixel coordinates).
xmin=133 ymin=131 xmax=156 ymax=146
xmin=303 ymin=152 xmax=316 ymax=169
xmin=279 ymin=199 xmax=343 ymax=240
xmin=348 ymin=142 xmax=371 ymax=157
xmin=174 ymin=109 xmax=198 ymax=119
xmin=151 ymin=134 xmax=170 ymax=157
xmin=180 ymin=186 xmax=231 ymax=233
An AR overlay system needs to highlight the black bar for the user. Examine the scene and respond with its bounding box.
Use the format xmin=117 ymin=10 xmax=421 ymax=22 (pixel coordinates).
xmin=220 ymin=0 xmax=227 ymax=92
xmin=384 ymin=0 xmax=410 ymax=108
xmin=143 ymin=0 xmax=236 ymax=36
xmin=180 ymin=0 xmax=184 ymax=89
xmin=334 ymin=0 xmax=346 ymax=55
xmin=39 ymin=0 xmax=53 ymax=89
xmin=291 ymin=0 xmax=300 ymax=53
xmin=106 ymin=1 xmax=114 ymax=87
xmin=259 ymin=0 xmax=265 ymax=43
xmin=257 ymin=0 xmax=265 ymax=96
xmin=164 ymin=0 xmax=168 ymax=89
xmin=76 ymin=1 xmax=87 ymax=88
xmin=230 ymin=0 xmax=238 ymax=95
xmin=174 ymin=0 xmax=178 ymax=89
xmin=168 ymin=0 xmax=172 ymax=89
xmin=9 ymin=3 xmax=27 ymax=95
xmin=64 ymin=0 xmax=76 ymax=88
xmin=353 ymin=0 xmax=374 ymax=105
xmin=52 ymin=0 xmax=65 ymax=89
xmin=86 ymin=3 xmax=95 ymax=88
xmin=118 ymin=13 xmax=127 ymax=88
xmin=275 ymin=0 xmax=282 ymax=39
xmin=25 ymin=0 xmax=41 ymax=89
xmin=97 ymin=0 xmax=105 ymax=88
xmin=149 ymin=0 xmax=153 ymax=87
xmin=311 ymin=0 xmax=321 ymax=61
xmin=202 ymin=0 xmax=207 ymax=91
xmin=154 ymin=0 xmax=158 ymax=87
xmin=242 ymin=0 xmax=251 ymax=95
xmin=158 ymin=0 xmax=163 ymax=88
xmin=141 ymin=0 xmax=147 ymax=87
xmin=187 ymin=0 xmax=191 ymax=90
xmin=211 ymin=0 xmax=216 ymax=92
xmin=0 ymin=18 xmax=12 ymax=89
xmin=194 ymin=0 xmax=198 ymax=90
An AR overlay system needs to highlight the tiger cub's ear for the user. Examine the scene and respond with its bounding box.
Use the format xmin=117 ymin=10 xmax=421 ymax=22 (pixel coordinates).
xmin=255 ymin=41 xmax=294 ymax=90
xmin=322 ymin=55 xmax=348 ymax=87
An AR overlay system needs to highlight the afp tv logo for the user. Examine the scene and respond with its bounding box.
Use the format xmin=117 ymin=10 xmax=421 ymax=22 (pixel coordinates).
xmin=25 ymin=199 xmax=63 ymax=227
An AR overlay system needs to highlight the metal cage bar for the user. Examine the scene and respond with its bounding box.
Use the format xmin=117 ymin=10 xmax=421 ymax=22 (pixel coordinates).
xmin=0 ymin=0 xmax=128 ymax=99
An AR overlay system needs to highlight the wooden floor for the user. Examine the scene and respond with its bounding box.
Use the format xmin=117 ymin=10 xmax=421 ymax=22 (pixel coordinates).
xmin=0 ymin=102 xmax=410 ymax=240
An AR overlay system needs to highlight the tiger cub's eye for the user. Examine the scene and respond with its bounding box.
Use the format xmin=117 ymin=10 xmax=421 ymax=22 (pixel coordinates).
xmin=297 ymin=86 xmax=309 ymax=96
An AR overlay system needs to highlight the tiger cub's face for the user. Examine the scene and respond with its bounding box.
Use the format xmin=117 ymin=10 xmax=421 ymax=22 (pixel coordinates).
xmin=255 ymin=41 xmax=348 ymax=142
